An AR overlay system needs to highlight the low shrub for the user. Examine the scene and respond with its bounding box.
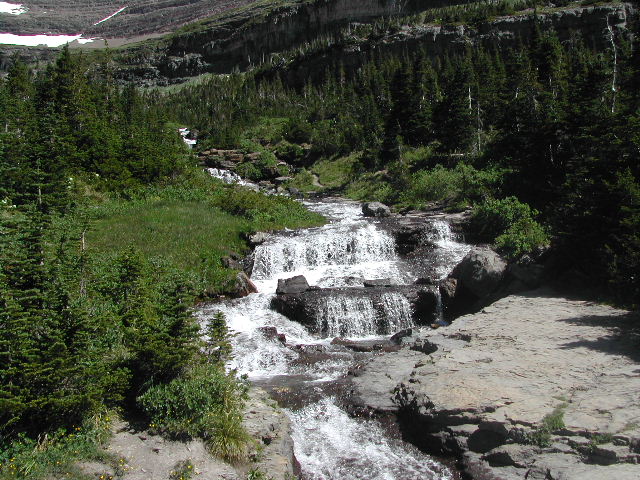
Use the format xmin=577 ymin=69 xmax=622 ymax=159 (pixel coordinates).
xmin=0 ymin=411 xmax=114 ymax=480
xmin=469 ymin=197 xmax=548 ymax=259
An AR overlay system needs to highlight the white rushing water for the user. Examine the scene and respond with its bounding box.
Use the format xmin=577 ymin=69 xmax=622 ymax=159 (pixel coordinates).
xmin=197 ymin=198 xmax=468 ymax=479
xmin=289 ymin=398 xmax=453 ymax=480
xmin=426 ymin=219 xmax=471 ymax=279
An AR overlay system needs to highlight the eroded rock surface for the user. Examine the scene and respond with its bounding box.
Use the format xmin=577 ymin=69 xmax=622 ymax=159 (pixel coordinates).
xmin=351 ymin=290 xmax=640 ymax=479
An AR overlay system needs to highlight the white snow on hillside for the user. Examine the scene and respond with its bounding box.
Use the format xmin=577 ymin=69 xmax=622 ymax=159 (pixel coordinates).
xmin=0 ymin=2 xmax=27 ymax=15
xmin=0 ymin=33 xmax=94 ymax=47
xmin=93 ymin=6 xmax=127 ymax=26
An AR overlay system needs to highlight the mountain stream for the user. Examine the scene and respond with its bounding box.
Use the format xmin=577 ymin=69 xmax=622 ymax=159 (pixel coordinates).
xmin=198 ymin=198 xmax=470 ymax=480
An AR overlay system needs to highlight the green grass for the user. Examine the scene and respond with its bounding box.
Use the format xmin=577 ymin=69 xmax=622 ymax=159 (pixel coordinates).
xmin=312 ymin=153 xmax=359 ymax=189
xmin=87 ymin=199 xmax=247 ymax=296
xmin=86 ymin=172 xmax=325 ymax=296
xmin=525 ymin=403 xmax=567 ymax=447
xmin=0 ymin=411 xmax=116 ymax=480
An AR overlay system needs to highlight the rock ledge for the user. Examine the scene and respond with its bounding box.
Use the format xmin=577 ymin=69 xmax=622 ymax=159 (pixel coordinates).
xmin=350 ymin=290 xmax=640 ymax=479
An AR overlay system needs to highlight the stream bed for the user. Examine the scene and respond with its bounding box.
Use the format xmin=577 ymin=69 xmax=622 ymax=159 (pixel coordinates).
xmin=198 ymin=198 xmax=470 ymax=480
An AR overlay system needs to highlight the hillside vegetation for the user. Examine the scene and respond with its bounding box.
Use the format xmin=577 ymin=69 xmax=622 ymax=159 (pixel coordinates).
xmin=151 ymin=15 xmax=640 ymax=306
xmin=0 ymin=47 xmax=322 ymax=479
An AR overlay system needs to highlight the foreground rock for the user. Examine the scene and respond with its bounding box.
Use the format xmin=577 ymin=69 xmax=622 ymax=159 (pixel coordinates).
xmin=276 ymin=275 xmax=310 ymax=294
xmin=450 ymin=246 xmax=507 ymax=298
xmin=350 ymin=290 xmax=640 ymax=479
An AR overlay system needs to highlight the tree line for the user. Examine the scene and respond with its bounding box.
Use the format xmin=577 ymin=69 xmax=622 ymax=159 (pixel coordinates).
xmin=152 ymin=21 xmax=639 ymax=306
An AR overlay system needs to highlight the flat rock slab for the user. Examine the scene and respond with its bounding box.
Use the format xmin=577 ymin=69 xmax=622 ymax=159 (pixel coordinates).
xmin=351 ymin=289 xmax=640 ymax=479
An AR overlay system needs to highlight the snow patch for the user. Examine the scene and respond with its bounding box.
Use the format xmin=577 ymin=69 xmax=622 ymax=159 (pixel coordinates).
xmin=93 ymin=6 xmax=127 ymax=26
xmin=0 ymin=2 xmax=26 ymax=15
xmin=0 ymin=33 xmax=95 ymax=47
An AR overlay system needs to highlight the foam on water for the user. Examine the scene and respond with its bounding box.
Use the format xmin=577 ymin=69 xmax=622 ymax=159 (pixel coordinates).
xmin=289 ymin=398 xmax=453 ymax=480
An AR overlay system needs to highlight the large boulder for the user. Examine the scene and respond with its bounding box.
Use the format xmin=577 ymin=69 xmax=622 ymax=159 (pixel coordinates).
xmin=276 ymin=275 xmax=310 ymax=294
xmin=450 ymin=246 xmax=507 ymax=299
xmin=362 ymin=202 xmax=391 ymax=217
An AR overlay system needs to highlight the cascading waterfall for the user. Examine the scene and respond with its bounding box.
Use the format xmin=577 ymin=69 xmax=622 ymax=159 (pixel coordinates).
xmin=289 ymin=398 xmax=452 ymax=480
xmin=380 ymin=292 xmax=414 ymax=332
xmin=252 ymin=223 xmax=397 ymax=280
xmin=197 ymin=199 xmax=467 ymax=480
xmin=425 ymin=219 xmax=471 ymax=280
xmin=316 ymin=296 xmax=378 ymax=337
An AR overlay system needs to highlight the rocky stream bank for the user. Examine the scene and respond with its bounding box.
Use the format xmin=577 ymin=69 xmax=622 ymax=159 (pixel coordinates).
xmin=349 ymin=290 xmax=640 ymax=479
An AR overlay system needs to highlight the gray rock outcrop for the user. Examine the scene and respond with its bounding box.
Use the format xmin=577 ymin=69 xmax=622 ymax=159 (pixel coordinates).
xmin=350 ymin=290 xmax=640 ymax=479
xmin=362 ymin=202 xmax=391 ymax=217
xmin=450 ymin=246 xmax=507 ymax=299
xmin=276 ymin=275 xmax=310 ymax=295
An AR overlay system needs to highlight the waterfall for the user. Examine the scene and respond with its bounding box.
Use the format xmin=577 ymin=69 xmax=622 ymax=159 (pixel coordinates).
xmin=207 ymin=167 xmax=247 ymax=184
xmin=380 ymin=292 xmax=413 ymax=332
xmin=435 ymin=288 xmax=444 ymax=322
xmin=316 ymin=296 xmax=378 ymax=337
xmin=252 ymin=223 xmax=396 ymax=280
xmin=289 ymin=398 xmax=453 ymax=480
xmin=314 ymin=292 xmax=414 ymax=338
xmin=425 ymin=219 xmax=471 ymax=280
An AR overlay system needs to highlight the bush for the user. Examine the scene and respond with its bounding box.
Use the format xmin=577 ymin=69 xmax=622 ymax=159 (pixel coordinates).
xmin=274 ymin=140 xmax=304 ymax=164
xmin=399 ymin=163 xmax=502 ymax=209
xmin=470 ymin=197 xmax=549 ymax=259
xmin=137 ymin=363 xmax=250 ymax=462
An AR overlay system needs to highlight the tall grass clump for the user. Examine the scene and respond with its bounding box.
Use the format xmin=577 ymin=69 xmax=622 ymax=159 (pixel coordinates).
xmin=137 ymin=363 xmax=250 ymax=462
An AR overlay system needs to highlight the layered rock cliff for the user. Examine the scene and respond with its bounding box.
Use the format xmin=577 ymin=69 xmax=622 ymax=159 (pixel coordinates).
xmin=112 ymin=1 xmax=635 ymax=85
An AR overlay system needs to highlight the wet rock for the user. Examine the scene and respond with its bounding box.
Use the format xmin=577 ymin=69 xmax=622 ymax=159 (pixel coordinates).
xmin=330 ymin=337 xmax=389 ymax=352
xmin=415 ymin=277 xmax=437 ymax=285
xmin=411 ymin=285 xmax=440 ymax=323
xmin=233 ymin=272 xmax=258 ymax=298
xmin=274 ymin=176 xmax=293 ymax=184
xmin=390 ymin=328 xmax=413 ymax=345
xmin=364 ymin=278 xmax=395 ymax=287
xmin=287 ymin=187 xmax=302 ymax=198
xmin=392 ymin=223 xmax=437 ymax=255
xmin=258 ymin=180 xmax=275 ymax=189
xmin=362 ymin=202 xmax=391 ymax=217
xmin=276 ymin=275 xmax=310 ymax=294
xmin=257 ymin=326 xmax=286 ymax=345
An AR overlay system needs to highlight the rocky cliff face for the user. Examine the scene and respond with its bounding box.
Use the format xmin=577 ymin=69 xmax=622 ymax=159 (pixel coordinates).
xmin=113 ymin=2 xmax=635 ymax=85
